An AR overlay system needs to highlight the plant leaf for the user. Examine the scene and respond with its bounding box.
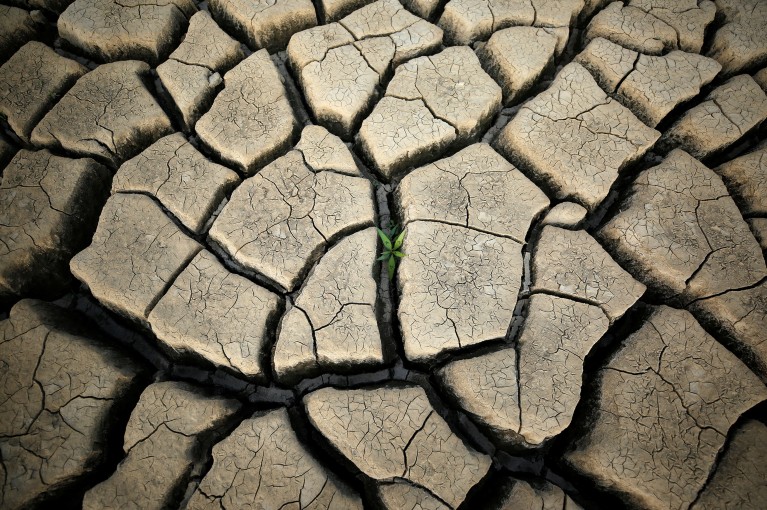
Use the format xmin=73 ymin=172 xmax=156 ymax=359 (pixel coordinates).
xmin=377 ymin=254 xmax=389 ymax=261
xmin=393 ymin=229 xmax=406 ymax=250
xmin=393 ymin=251 xmax=405 ymax=258
xmin=388 ymin=255 xmax=396 ymax=281
xmin=376 ymin=227 xmax=392 ymax=250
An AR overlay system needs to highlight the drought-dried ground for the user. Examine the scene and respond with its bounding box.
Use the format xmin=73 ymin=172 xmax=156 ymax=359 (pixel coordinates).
xmin=1 ymin=0 xmax=766 ymax=509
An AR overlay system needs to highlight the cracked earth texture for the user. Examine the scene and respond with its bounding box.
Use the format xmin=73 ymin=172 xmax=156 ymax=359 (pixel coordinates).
xmin=0 ymin=0 xmax=766 ymax=509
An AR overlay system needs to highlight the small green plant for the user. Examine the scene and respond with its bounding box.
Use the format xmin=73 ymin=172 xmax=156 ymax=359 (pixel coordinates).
xmin=376 ymin=222 xmax=405 ymax=281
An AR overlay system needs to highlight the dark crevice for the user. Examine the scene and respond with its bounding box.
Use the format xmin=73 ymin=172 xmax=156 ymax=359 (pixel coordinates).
xmin=204 ymin=236 xmax=288 ymax=297
xmin=286 ymin=398 xmax=372 ymax=500
xmin=686 ymin=275 xmax=767 ymax=306
xmin=544 ymin=301 xmax=656 ymax=509
xmin=272 ymin=51 xmax=315 ymax=130
xmin=688 ymin=401 xmax=767 ymax=509
xmin=169 ymin=387 xmax=251 ymax=510
xmin=612 ymin=51 xmax=641 ymax=94
xmin=148 ymin=67 xmax=190 ymax=135
xmin=687 ymin=276 xmax=767 ymax=384
xmin=17 ymin=303 xmax=154 ymax=510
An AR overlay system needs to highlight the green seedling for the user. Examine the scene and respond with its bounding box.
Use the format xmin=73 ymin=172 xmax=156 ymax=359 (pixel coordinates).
xmin=376 ymin=222 xmax=405 ymax=281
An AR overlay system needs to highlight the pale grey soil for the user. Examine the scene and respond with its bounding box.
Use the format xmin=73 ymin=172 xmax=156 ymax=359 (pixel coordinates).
xmin=1 ymin=1 xmax=766 ymax=509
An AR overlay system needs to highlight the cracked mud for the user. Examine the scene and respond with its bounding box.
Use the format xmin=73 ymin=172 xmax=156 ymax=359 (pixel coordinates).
xmin=1 ymin=1 xmax=766 ymax=509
